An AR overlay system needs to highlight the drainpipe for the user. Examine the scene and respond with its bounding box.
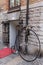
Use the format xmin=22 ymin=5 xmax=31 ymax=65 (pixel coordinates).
xmin=26 ymin=0 xmax=29 ymax=26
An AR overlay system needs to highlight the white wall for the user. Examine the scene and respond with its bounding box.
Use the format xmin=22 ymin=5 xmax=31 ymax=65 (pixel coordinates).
xmin=7 ymin=12 xmax=20 ymax=21
xmin=9 ymin=22 xmax=17 ymax=48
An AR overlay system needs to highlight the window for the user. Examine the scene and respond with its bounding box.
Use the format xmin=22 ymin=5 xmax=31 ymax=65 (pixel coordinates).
xmin=10 ymin=0 xmax=20 ymax=8
xmin=16 ymin=0 xmax=20 ymax=5
xmin=10 ymin=0 xmax=14 ymax=8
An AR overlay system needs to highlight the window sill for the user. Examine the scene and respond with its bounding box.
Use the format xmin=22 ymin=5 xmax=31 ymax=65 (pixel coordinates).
xmin=9 ymin=5 xmax=20 ymax=9
xmin=8 ymin=5 xmax=20 ymax=13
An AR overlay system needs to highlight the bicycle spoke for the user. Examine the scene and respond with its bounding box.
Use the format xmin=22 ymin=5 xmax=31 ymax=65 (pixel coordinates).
xmin=19 ymin=29 xmax=40 ymax=62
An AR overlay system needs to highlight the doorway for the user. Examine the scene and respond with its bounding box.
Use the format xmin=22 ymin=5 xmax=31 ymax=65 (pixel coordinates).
xmin=2 ymin=23 xmax=9 ymax=46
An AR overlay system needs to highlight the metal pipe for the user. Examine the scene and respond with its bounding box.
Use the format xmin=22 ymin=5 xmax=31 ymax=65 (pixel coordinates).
xmin=26 ymin=0 xmax=29 ymax=26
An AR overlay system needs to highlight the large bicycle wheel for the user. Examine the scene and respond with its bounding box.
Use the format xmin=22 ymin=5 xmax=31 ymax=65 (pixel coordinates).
xmin=18 ymin=29 xmax=41 ymax=62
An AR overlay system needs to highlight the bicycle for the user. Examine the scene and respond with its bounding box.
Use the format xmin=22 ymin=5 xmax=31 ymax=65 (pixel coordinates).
xmin=11 ymin=22 xmax=41 ymax=62
xmin=18 ymin=24 xmax=41 ymax=62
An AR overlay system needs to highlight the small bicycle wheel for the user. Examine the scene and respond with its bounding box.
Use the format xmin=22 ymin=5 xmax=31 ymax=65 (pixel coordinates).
xmin=19 ymin=29 xmax=41 ymax=62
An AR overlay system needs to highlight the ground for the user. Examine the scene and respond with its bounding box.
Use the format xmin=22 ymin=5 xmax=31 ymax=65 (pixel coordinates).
xmin=0 ymin=43 xmax=43 ymax=65
xmin=0 ymin=54 xmax=43 ymax=65
xmin=0 ymin=54 xmax=18 ymax=65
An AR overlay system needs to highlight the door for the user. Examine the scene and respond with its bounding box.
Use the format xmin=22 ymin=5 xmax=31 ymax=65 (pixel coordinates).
xmin=2 ymin=23 xmax=9 ymax=46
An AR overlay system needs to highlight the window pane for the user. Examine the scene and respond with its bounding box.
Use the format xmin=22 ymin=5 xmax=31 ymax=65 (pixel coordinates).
xmin=16 ymin=0 xmax=20 ymax=5
xmin=10 ymin=0 xmax=14 ymax=8
xmin=10 ymin=0 xmax=20 ymax=8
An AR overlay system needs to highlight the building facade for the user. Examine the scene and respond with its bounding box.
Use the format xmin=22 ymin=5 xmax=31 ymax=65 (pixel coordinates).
xmin=0 ymin=0 xmax=43 ymax=53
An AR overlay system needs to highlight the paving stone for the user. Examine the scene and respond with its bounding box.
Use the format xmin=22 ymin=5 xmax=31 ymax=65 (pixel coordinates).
xmin=0 ymin=54 xmax=18 ymax=65
xmin=5 ymin=56 xmax=43 ymax=65
xmin=0 ymin=52 xmax=43 ymax=65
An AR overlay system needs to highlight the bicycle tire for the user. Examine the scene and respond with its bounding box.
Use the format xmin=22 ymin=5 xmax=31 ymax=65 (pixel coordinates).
xmin=18 ymin=29 xmax=41 ymax=62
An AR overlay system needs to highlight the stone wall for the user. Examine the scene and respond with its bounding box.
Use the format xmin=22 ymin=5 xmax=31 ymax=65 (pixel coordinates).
xmin=0 ymin=0 xmax=43 ymax=52
xmin=29 ymin=6 xmax=42 ymax=51
xmin=21 ymin=1 xmax=43 ymax=53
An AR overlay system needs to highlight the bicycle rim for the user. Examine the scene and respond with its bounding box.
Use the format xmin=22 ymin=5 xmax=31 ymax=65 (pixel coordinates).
xmin=19 ymin=29 xmax=41 ymax=62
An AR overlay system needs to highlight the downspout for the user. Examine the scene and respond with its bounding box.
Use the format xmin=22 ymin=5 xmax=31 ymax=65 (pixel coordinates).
xmin=26 ymin=0 xmax=29 ymax=26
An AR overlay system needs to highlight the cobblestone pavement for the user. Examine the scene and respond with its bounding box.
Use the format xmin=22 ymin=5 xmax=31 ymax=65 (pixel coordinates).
xmin=5 ymin=56 xmax=43 ymax=65
xmin=0 ymin=54 xmax=18 ymax=65
xmin=0 ymin=53 xmax=43 ymax=65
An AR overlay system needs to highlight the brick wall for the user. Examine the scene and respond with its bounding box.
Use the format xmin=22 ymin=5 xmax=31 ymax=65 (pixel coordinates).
xmin=0 ymin=0 xmax=9 ymax=11
xmin=29 ymin=0 xmax=43 ymax=4
xmin=21 ymin=0 xmax=26 ymax=6
xmin=21 ymin=0 xmax=43 ymax=6
xmin=0 ymin=0 xmax=43 ymax=11
xmin=29 ymin=6 xmax=43 ymax=53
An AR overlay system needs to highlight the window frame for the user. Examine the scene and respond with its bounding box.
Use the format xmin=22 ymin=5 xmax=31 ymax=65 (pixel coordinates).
xmin=9 ymin=0 xmax=21 ymax=9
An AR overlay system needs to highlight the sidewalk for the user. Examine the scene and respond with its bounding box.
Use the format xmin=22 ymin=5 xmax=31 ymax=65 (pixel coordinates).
xmin=5 ymin=56 xmax=43 ymax=65
xmin=0 ymin=54 xmax=18 ymax=65
xmin=0 ymin=53 xmax=43 ymax=65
